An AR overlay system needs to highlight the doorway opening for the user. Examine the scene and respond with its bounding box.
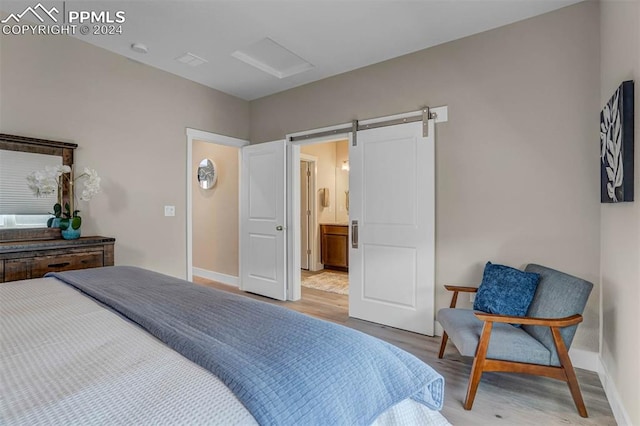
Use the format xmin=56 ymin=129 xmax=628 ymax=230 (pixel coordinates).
xmin=297 ymin=139 xmax=350 ymax=299
xmin=185 ymin=128 xmax=248 ymax=283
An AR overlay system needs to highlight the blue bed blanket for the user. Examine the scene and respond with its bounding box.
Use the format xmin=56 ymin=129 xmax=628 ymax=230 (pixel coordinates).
xmin=47 ymin=266 xmax=444 ymax=425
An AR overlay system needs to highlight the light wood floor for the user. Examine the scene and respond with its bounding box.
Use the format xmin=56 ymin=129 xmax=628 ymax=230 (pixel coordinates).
xmin=193 ymin=277 xmax=616 ymax=425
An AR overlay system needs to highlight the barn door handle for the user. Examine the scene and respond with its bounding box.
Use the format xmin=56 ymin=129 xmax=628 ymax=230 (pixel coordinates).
xmin=351 ymin=220 xmax=358 ymax=248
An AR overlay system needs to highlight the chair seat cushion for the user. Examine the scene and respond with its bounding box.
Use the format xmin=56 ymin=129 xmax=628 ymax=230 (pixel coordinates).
xmin=437 ymin=308 xmax=552 ymax=365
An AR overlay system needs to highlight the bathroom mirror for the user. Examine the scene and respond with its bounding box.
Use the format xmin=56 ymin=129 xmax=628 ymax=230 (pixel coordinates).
xmin=197 ymin=158 xmax=217 ymax=189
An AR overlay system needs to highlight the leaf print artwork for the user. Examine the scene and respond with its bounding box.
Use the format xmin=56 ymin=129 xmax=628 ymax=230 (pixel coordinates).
xmin=600 ymin=81 xmax=634 ymax=203
xmin=601 ymin=88 xmax=623 ymax=202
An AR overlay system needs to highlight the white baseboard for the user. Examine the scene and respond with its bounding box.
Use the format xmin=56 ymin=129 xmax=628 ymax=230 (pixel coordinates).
xmin=434 ymin=322 xmax=444 ymax=337
xmin=192 ymin=267 xmax=238 ymax=287
xmin=597 ymin=356 xmax=633 ymax=426
xmin=568 ymin=348 xmax=599 ymax=372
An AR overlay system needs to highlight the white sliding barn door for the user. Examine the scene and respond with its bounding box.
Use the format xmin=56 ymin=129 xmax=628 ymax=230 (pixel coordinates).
xmin=349 ymin=120 xmax=435 ymax=335
xmin=240 ymin=140 xmax=287 ymax=301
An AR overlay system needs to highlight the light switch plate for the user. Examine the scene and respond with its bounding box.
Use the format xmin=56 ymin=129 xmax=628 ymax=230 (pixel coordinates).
xmin=164 ymin=205 xmax=175 ymax=217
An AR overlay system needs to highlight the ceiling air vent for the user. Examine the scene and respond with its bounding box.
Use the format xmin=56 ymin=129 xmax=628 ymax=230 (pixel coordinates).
xmin=175 ymin=52 xmax=208 ymax=67
xmin=232 ymin=37 xmax=313 ymax=79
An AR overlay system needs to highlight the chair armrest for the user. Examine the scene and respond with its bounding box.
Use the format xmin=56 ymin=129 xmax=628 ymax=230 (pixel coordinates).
xmin=444 ymin=285 xmax=478 ymax=293
xmin=444 ymin=285 xmax=479 ymax=308
xmin=473 ymin=312 xmax=583 ymax=328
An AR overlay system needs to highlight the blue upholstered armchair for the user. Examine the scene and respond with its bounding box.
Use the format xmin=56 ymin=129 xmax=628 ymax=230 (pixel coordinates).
xmin=437 ymin=264 xmax=593 ymax=417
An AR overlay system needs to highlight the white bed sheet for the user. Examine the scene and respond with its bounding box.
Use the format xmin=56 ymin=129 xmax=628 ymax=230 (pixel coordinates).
xmin=0 ymin=278 xmax=450 ymax=425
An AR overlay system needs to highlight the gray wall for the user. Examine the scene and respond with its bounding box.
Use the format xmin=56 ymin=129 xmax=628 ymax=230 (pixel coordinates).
xmin=250 ymin=1 xmax=601 ymax=353
xmin=599 ymin=0 xmax=640 ymax=423
xmin=0 ymin=31 xmax=250 ymax=278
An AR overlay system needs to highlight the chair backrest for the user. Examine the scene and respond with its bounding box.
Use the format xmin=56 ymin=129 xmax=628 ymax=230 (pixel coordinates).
xmin=523 ymin=264 xmax=593 ymax=366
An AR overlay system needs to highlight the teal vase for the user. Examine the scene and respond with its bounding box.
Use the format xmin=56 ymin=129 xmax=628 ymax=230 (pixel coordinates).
xmin=61 ymin=227 xmax=81 ymax=240
xmin=60 ymin=217 xmax=82 ymax=240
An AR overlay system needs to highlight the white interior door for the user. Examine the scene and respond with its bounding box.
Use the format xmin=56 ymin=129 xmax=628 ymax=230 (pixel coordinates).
xmin=349 ymin=120 xmax=435 ymax=335
xmin=300 ymin=161 xmax=310 ymax=270
xmin=240 ymin=140 xmax=287 ymax=300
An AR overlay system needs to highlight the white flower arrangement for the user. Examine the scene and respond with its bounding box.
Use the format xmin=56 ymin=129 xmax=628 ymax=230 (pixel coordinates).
xmin=27 ymin=165 xmax=101 ymax=229
xmin=78 ymin=167 xmax=101 ymax=201
xmin=26 ymin=165 xmax=71 ymax=199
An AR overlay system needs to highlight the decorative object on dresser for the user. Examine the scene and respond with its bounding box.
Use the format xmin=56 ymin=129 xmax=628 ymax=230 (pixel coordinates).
xmin=320 ymin=224 xmax=348 ymax=271
xmin=0 ymin=236 xmax=115 ymax=283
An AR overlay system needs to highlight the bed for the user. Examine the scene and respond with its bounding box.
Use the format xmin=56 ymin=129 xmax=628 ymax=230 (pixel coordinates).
xmin=1 ymin=266 xmax=450 ymax=425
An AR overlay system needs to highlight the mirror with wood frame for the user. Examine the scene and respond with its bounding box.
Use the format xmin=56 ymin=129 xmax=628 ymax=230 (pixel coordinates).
xmin=0 ymin=134 xmax=77 ymax=242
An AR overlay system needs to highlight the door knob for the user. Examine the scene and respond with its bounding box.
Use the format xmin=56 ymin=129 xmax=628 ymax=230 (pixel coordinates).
xmin=276 ymin=225 xmax=284 ymax=231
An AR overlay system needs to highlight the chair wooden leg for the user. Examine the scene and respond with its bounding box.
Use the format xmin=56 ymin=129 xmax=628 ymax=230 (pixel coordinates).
xmin=438 ymin=332 xmax=448 ymax=358
xmin=464 ymin=321 xmax=493 ymax=410
xmin=464 ymin=357 xmax=484 ymax=410
xmin=565 ymin=366 xmax=588 ymax=418
xmin=551 ymin=327 xmax=588 ymax=417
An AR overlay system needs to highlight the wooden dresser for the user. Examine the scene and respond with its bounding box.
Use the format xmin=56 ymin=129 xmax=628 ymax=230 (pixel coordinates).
xmin=320 ymin=224 xmax=349 ymax=271
xmin=0 ymin=236 xmax=115 ymax=283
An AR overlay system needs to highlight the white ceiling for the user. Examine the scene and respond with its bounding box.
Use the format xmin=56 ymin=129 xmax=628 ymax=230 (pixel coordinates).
xmin=3 ymin=0 xmax=583 ymax=100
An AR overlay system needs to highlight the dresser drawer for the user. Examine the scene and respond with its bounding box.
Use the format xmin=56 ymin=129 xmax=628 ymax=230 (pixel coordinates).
xmin=35 ymin=251 xmax=104 ymax=273
xmin=4 ymin=251 xmax=104 ymax=281
xmin=3 ymin=259 xmax=30 ymax=282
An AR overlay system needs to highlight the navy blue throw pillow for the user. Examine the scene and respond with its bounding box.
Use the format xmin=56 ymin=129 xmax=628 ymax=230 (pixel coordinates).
xmin=473 ymin=262 xmax=540 ymax=325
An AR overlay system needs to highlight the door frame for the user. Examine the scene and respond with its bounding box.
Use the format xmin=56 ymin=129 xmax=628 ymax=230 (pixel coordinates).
xmin=299 ymin=153 xmax=320 ymax=272
xmin=185 ymin=128 xmax=249 ymax=282
xmin=286 ymin=123 xmax=353 ymax=301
